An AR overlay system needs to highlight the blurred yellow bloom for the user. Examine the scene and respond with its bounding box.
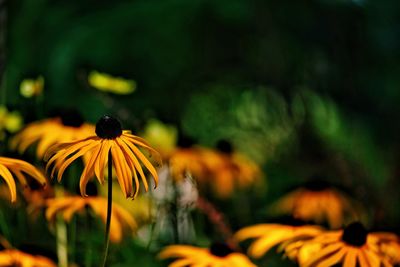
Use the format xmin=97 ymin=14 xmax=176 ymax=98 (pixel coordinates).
xmin=289 ymin=222 xmax=395 ymax=267
xmin=169 ymin=142 xmax=262 ymax=198
xmin=11 ymin=112 xmax=95 ymax=159
xmin=141 ymin=119 xmax=177 ymax=158
xmin=88 ymin=71 xmax=136 ymax=95
xmin=270 ymin=181 xmax=358 ymax=229
xmin=20 ymin=76 xmax=44 ymax=98
xmin=0 ymin=157 xmax=46 ymax=202
xmin=235 ymin=223 xmax=322 ymax=258
xmin=0 ymin=249 xmax=56 ymax=267
xmin=0 ymin=106 xmax=23 ymax=140
xmin=158 ymin=243 xmax=256 ymax=267
xmin=46 ymin=195 xmax=137 ymax=243
xmin=45 ymin=115 xmax=161 ymax=198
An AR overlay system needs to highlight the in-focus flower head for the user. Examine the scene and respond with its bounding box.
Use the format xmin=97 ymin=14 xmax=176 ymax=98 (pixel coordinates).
xmin=45 ymin=115 xmax=161 ymax=198
xmin=158 ymin=243 xmax=256 ymax=267
xmin=46 ymin=195 xmax=137 ymax=243
xmin=270 ymin=177 xmax=359 ymax=229
xmin=288 ymin=222 xmax=396 ymax=267
xmin=0 ymin=157 xmax=46 ymax=202
xmin=11 ymin=109 xmax=95 ymax=159
xmin=235 ymin=220 xmax=322 ymax=259
xmin=0 ymin=249 xmax=56 ymax=267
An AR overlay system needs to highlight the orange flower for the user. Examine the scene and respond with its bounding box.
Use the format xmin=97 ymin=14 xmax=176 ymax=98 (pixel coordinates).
xmin=11 ymin=111 xmax=94 ymax=160
xmin=235 ymin=223 xmax=322 ymax=258
xmin=158 ymin=243 xmax=256 ymax=267
xmin=0 ymin=249 xmax=56 ymax=267
xmin=46 ymin=195 xmax=137 ymax=243
xmin=270 ymin=180 xmax=358 ymax=228
xmin=45 ymin=115 xmax=161 ymax=198
xmin=283 ymin=222 xmax=396 ymax=267
xmin=0 ymin=157 xmax=46 ymax=202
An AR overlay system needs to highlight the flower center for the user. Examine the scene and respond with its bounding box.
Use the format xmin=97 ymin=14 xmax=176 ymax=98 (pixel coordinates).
xmin=341 ymin=222 xmax=368 ymax=247
xmin=95 ymin=115 xmax=122 ymax=139
xmin=59 ymin=109 xmax=84 ymax=127
xmin=216 ymin=139 xmax=233 ymax=154
xmin=303 ymin=179 xmax=330 ymax=191
xmin=209 ymin=243 xmax=233 ymax=257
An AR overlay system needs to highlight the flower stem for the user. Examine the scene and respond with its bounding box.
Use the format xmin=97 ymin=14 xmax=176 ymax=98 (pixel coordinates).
xmin=101 ymin=151 xmax=113 ymax=267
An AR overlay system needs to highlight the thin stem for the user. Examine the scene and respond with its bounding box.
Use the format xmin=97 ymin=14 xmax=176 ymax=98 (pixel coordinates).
xmin=101 ymin=151 xmax=113 ymax=267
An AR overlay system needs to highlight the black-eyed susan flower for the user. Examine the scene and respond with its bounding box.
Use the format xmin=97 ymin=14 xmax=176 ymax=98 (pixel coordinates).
xmin=0 ymin=106 xmax=23 ymax=140
xmin=292 ymin=222 xmax=395 ymax=267
xmin=158 ymin=243 xmax=256 ymax=267
xmin=11 ymin=110 xmax=95 ymax=159
xmin=0 ymin=249 xmax=56 ymax=267
xmin=235 ymin=223 xmax=322 ymax=258
xmin=270 ymin=180 xmax=358 ymax=229
xmin=19 ymin=76 xmax=44 ymax=98
xmin=169 ymin=139 xmax=262 ymax=198
xmin=88 ymin=71 xmax=136 ymax=95
xmin=45 ymin=115 xmax=161 ymax=198
xmin=0 ymin=157 xmax=46 ymax=202
xmin=46 ymin=195 xmax=137 ymax=243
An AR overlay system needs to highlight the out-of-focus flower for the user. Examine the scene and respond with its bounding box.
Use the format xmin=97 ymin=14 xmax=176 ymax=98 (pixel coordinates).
xmin=158 ymin=243 xmax=256 ymax=267
xmin=88 ymin=71 xmax=136 ymax=95
xmin=289 ymin=222 xmax=395 ymax=267
xmin=23 ymin=181 xmax=54 ymax=217
xmin=45 ymin=115 xmax=161 ymax=198
xmin=46 ymin=195 xmax=137 ymax=243
xmin=141 ymin=119 xmax=177 ymax=158
xmin=235 ymin=223 xmax=322 ymax=258
xmin=0 ymin=157 xmax=46 ymax=202
xmin=0 ymin=249 xmax=56 ymax=267
xmin=20 ymin=76 xmax=44 ymax=98
xmin=11 ymin=110 xmax=94 ymax=159
xmin=169 ymin=140 xmax=262 ymax=198
xmin=270 ymin=180 xmax=359 ymax=229
xmin=0 ymin=106 xmax=23 ymax=140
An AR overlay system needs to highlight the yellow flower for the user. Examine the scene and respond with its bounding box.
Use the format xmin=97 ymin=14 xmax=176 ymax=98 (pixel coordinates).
xmin=45 ymin=115 xmax=161 ymax=198
xmin=0 ymin=106 xmax=23 ymax=140
xmin=235 ymin=223 xmax=322 ymax=258
xmin=141 ymin=119 xmax=177 ymax=158
xmin=0 ymin=249 xmax=56 ymax=267
xmin=46 ymin=195 xmax=137 ymax=243
xmin=270 ymin=180 xmax=358 ymax=229
xmin=19 ymin=76 xmax=44 ymax=98
xmin=0 ymin=157 xmax=46 ymax=202
xmin=11 ymin=111 xmax=95 ymax=159
xmin=158 ymin=243 xmax=257 ymax=267
xmin=88 ymin=71 xmax=136 ymax=95
xmin=292 ymin=222 xmax=394 ymax=267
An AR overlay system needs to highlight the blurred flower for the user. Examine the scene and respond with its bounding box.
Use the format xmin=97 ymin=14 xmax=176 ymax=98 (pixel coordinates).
xmin=141 ymin=119 xmax=177 ymax=158
xmin=158 ymin=243 xmax=256 ymax=267
xmin=0 ymin=249 xmax=56 ymax=267
xmin=291 ymin=222 xmax=395 ymax=267
xmin=23 ymin=181 xmax=54 ymax=217
xmin=0 ymin=157 xmax=46 ymax=202
xmin=0 ymin=106 xmax=23 ymax=140
xmin=19 ymin=76 xmax=44 ymax=98
xmin=88 ymin=71 xmax=136 ymax=95
xmin=270 ymin=180 xmax=358 ymax=229
xmin=235 ymin=223 xmax=322 ymax=258
xmin=11 ymin=110 xmax=94 ymax=159
xmin=169 ymin=140 xmax=262 ymax=198
xmin=45 ymin=115 xmax=161 ymax=198
xmin=46 ymin=195 xmax=137 ymax=243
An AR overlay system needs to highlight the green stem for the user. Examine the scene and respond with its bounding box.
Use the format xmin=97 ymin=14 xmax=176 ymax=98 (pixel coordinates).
xmin=101 ymin=151 xmax=113 ymax=267
xmin=85 ymin=207 xmax=92 ymax=267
